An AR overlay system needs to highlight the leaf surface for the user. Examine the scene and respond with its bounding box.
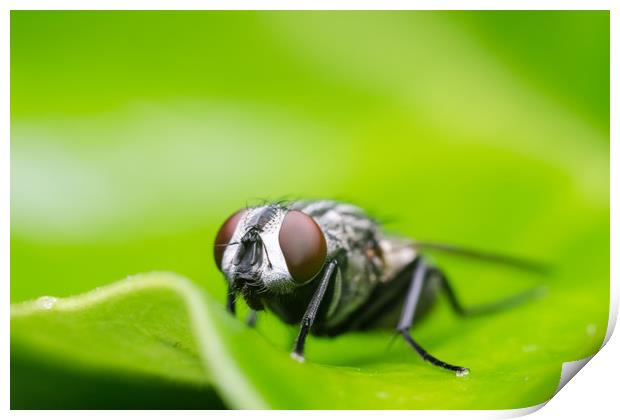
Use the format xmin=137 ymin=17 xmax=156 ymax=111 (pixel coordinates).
xmin=11 ymin=270 xmax=605 ymax=409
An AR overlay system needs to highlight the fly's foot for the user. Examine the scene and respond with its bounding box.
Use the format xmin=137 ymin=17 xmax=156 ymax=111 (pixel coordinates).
xmin=456 ymin=367 xmax=470 ymax=377
xmin=290 ymin=352 xmax=305 ymax=363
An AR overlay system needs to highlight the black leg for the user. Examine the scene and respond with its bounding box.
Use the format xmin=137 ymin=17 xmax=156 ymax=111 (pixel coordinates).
xmin=246 ymin=310 xmax=257 ymax=327
xmin=430 ymin=267 xmax=543 ymax=317
xmin=226 ymin=285 xmax=236 ymax=315
xmin=291 ymin=259 xmax=338 ymax=362
xmin=397 ymin=260 xmax=470 ymax=376
xmin=227 ymin=285 xmax=257 ymax=326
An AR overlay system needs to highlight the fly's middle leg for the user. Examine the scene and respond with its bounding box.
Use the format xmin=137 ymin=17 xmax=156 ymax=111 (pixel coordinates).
xmin=396 ymin=260 xmax=470 ymax=376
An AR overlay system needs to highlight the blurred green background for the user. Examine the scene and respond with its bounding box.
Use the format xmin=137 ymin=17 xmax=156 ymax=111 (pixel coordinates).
xmin=11 ymin=11 xmax=609 ymax=409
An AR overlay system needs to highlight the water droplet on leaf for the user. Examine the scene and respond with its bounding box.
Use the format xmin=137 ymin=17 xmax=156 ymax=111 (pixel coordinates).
xmin=36 ymin=296 xmax=57 ymax=310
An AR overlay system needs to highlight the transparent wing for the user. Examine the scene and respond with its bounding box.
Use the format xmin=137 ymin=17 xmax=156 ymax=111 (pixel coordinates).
xmin=381 ymin=236 xmax=551 ymax=277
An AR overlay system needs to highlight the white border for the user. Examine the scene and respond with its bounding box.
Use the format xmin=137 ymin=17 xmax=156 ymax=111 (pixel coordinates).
xmin=606 ymin=0 xmax=618 ymax=349
xmin=1 ymin=0 xmax=10 ymax=415
xmin=2 ymin=2 xmax=617 ymax=419
xmin=0 ymin=0 xmax=614 ymax=10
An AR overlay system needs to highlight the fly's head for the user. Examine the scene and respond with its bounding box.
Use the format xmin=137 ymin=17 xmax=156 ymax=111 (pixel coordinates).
xmin=214 ymin=204 xmax=327 ymax=310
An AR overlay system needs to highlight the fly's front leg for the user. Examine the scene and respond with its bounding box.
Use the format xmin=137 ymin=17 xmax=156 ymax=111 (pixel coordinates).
xmin=228 ymin=286 xmax=257 ymax=326
xmin=226 ymin=284 xmax=236 ymax=315
xmin=291 ymin=259 xmax=338 ymax=362
xmin=246 ymin=310 xmax=258 ymax=327
xmin=397 ymin=260 xmax=469 ymax=376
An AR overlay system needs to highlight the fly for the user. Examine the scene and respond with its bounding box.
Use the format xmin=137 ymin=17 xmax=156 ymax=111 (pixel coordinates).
xmin=213 ymin=200 xmax=547 ymax=376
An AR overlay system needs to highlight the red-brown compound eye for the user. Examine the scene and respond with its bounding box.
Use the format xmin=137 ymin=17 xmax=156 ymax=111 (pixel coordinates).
xmin=214 ymin=210 xmax=246 ymax=271
xmin=278 ymin=211 xmax=327 ymax=284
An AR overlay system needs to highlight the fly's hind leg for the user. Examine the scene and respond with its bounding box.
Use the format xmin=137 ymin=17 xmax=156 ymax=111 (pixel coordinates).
xmin=397 ymin=260 xmax=469 ymax=376
xmin=431 ymin=267 xmax=543 ymax=317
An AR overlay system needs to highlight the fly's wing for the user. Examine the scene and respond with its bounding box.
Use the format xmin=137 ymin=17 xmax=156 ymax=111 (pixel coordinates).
xmin=409 ymin=240 xmax=551 ymax=275
xmin=380 ymin=236 xmax=550 ymax=277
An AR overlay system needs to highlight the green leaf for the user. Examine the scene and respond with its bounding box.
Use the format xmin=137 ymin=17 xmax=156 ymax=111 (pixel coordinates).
xmin=10 ymin=271 xmax=605 ymax=409
xmin=10 ymin=273 xmax=225 ymax=408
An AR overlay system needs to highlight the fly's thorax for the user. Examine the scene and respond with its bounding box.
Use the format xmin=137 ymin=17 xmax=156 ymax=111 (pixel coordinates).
xmin=285 ymin=200 xmax=392 ymax=327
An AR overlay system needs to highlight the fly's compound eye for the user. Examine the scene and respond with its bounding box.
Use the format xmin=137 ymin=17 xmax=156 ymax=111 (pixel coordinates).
xmin=214 ymin=209 xmax=246 ymax=271
xmin=278 ymin=211 xmax=327 ymax=284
